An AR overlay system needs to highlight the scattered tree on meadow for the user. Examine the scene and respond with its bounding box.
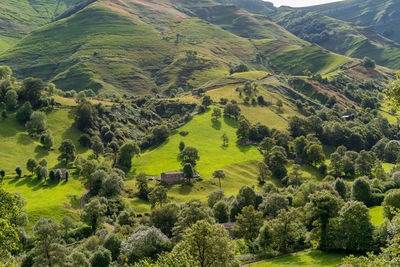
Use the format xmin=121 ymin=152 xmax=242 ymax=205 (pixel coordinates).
xmin=0 ymin=169 xmax=5 ymax=180
xmin=202 ymin=95 xmax=212 ymax=108
xmin=116 ymin=142 xmax=140 ymax=173
xmin=180 ymin=146 xmax=200 ymax=167
xmin=179 ymin=141 xmax=185 ymax=152
xmin=40 ymin=131 xmax=54 ymax=150
xmin=26 ymin=111 xmax=46 ymax=135
xmin=212 ymin=169 xmax=225 ymax=190
xmin=183 ymin=163 xmax=195 ymax=180
xmin=136 ymin=173 xmax=150 ymax=201
xmin=223 ymin=103 xmax=241 ymax=119
xmin=5 ymin=89 xmax=18 ymax=111
xmin=15 ymin=166 xmax=22 ymax=178
xmin=211 ymin=108 xmax=222 ymax=120
xmin=148 ymin=186 xmax=168 ymax=208
xmin=58 ymin=139 xmax=76 ymax=165
xmin=16 ymin=102 xmax=32 ymax=124
xmin=221 ymin=133 xmax=229 ymax=146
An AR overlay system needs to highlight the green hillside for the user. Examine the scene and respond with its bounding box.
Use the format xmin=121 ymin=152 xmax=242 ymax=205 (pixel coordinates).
xmin=303 ymin=0 xmax=400 ymax=44
xmin=0 ymin=0 xmax=81 ymax=52
xmin=222 ymin=0 xmax=400 ymax=69
xmin=0 ymin=0 xmax=350 ymax=95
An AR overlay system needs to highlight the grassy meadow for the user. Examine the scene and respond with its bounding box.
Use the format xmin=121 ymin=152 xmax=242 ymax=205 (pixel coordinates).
xmin=0 ymin=108 xmax=89 ymax=228
xmin=250 ymin=250 xmax=346 ymax=267
xmin=370 ymin=206 xmax=385 ymax=226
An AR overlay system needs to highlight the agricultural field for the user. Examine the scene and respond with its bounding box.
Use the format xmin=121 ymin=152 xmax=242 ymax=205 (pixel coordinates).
xmin=250 ymin=250 xmax=346 ymax=267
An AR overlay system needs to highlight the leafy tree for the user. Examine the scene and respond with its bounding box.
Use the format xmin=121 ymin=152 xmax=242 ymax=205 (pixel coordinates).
xmin=153 ymin=125 xmax=170 ymax=144
xmin=91 ymin=138 xmax=104 ymax=158
xmin=71 ymin=251 xmax=89 ymax=267
xmin=213 ymin=200 xmax=229 ymax=223
xmin=0 ymin=169 xmax=5 ymax=180
xmin=40 ymin=131 xmax=54 ymax=150
xmin=58 ymin=139 xmax=76 ymax=165
xmin=81 ymin=198 xmax=106 ymax=233
xmin=179 ymin=141 xmax=185 ymax=152
xmin=212 ymin=170 xmax=225 ymax=190
xmin=100 ymin=172 xmax=124 ymax=197
xmin=338 ymin=201 xmax=374 ymax=252
xmin=351 ymin=177 xmax=372 ymax=206
xmin=172 ymin=199 xmax=214 ymax=238
xmin=32 ymin=218 xmax=68 ymax=267
xmin=384 ymin=140 xmax=400 ymax=163
xmin=16 ymin=102 xmax=32 ymax=124
xmin=75 ymin=100 xmax=97 ymax=131
xmin=211 ymin=108 xmax=222 ymax=120
xmin=88 ymin=170 xmax=107 ymax=196
xmin=306 ymin=143 xmax=325 ymax=167
xmin=26 ymin=111 xmax=46 ymax=135
xmin=223 ymin=103 xmax=241 ymax=119
xmin=120 ymin=226 xmax=171 ymax=263
xmin=150 ymin=204 xmax=179 ymax=237
xmin=333 ymin=178 xmax=347 ymax=200
xmin=183 ymin=163 xmax=195 ymax=180
xmin=0 ymin=65 xmax=12 ymax=80
xmin=202 ymin=95 xmax=212 ymax=107
xmin=15 ymin=166 xmax=22 ymax=178
xmin=60 ymin=216 xmax=75 ymax=237
xmin=1 ymin=110 xmax=6 ymax=120
xmin=148 ymin=186 xmax=168 ymax=208
xmin=306 ymin=190 xmax=343 ymax=251
xmin=0 ymin=187 xmax=25 ymax=257
xmin=180 ymin=146 xmax=200 ymax=167
xmin=236 ymin=118 xmax=251 ymax=141
xmin=362 ymin=57 xmax=376 ymax=69
xmin=181 ymin=220 xmax=237 ymax=267
xmin=276 ymin=99 xmax=283 ymax=111
xmin=136 ymin=173 xmax=150 ymax=200
xmin=355 ymin=150 xmax=375 ymax=176
xmin=329 ymin=152 xmax=342 ymax=177
xmin=89 ymin=246 xmax=111 ymax=267
xmin=4 ymin=89 xmax=17 ymax=111
xmin=20 ymin=77 xmax=45 ymax=108
xmin=266 ymin=146 xmax=288 ymax=179
xmin=207 ymin=190 xmax=224 ymax=208
xmin=116 ymin=142 xmax=140 ymax=173
xmin=79 ymin=134 xmax=91 ymax=147
xmin=39 ymin=166 xmax=48 ymax=181
xmin=259 ymin=193 xmax=289 ymax=218
xmin=383 ymin=189 xmax=400 ymax=219
xmin=104 ymin=233 xmax=122 ymax=261
xmin=234 ymin=205 xmax=263 ymax=241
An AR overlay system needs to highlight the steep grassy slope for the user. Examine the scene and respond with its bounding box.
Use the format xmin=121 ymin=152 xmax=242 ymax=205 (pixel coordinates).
xmin=222 ymin=0 xmax=400 ymax=69
xmin=0 ymin=0 xmax=351 ymax=95
xmin=0 ymin=0 xmax=81 ymax=52
xmin=303 ymin=0 xmax=400 ymax=44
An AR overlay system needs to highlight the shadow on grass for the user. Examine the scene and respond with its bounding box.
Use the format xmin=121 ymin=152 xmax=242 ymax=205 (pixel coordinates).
xmin=177 ymin=183 xmax=193 ymax=195
xmin=17 ymin=133 xmax=34 ymax=145
xmin=35 ymin=145 xmax=49 ymax=158
xmin=211 ymin=119 xmax=221 ymax=130
xmin=223 ymin=116 xmax=238 ymax=128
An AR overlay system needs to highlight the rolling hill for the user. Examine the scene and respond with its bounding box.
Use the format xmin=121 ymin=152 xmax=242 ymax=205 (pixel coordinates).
xmin=0 ymin=0 xmax=351 ymax=95
xmin=221 ymin=0 xmax=400 ymax=69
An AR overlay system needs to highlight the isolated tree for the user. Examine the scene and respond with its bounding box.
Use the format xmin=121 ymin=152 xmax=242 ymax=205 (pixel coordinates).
xmin=26 ymin=159 xmax=37 ymax=176
xmin=117 ymin=142 xmax=140 ymax=173
xmin=257 ymin=162 xmax=271 ymax=184
xmin=234 ymin=205 xmax=264 ymax=241
xmin=180 ymin=146 xmax=200 ymax=166
xmin=179 ymin=141 xmax=185 ymax=152
xmin=16 ymin=102 xmax=32 ymax=124
xmin=362 ymin=57 xmax=376 ymax=69
xmin=148 ymin=186 xmax=168 ymax=208
xmin=40 ymin=167 xmax=48 ymax=181
xmin=40 ymin=131 xmax=54 ymax=150
xmin=276 ymin=99 xmax=283 ymax=111
xmin=212 ymin=169 xmax=225 ymax=190
xmin=5 ymin=89 xmax=18 ymax=111
xmin=1 ymin=110 xmax=6 ymax=120
xmin=15 ymin=166 xmax=22 ymax=178
xmin=0 ymin=65 xmax=12 ymax=79
xmin=306 ymin=190 xmax=343 ymax=251
xmin=180 ymin=220 xmax=237 ymax=267
xmin=81 ymin=198 xmax=106 ymax=233
xmin=211 ymin=108 xmax=222 ymax=120
xmin=26 ymin=111 xmax=46 ymax=135
xmin=236 ymin=119 xmax=251 ymax=141
xmin=58 ymin=139 xmax=76 ymax=165
xmin=79 ymin=134 xmax=91 ymax=147
xmin=75 ymin=100 xmax=97 ymax=131
xmin=0 ymin=169 xmax=5 ymax=180
xmin=183 ymin=163 xmax=195 ymax=180
xmin=221 ymin=133 xmax=229 ymax=146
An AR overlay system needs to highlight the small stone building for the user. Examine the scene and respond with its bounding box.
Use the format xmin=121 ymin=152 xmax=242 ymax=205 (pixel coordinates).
xmin=160 ymin=171 xmax=185 ymax=185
